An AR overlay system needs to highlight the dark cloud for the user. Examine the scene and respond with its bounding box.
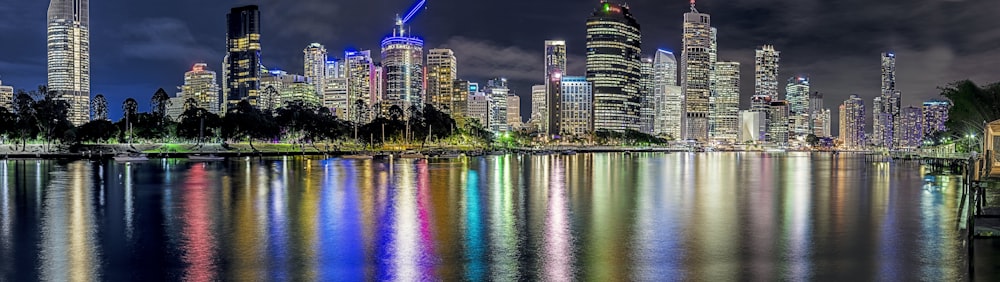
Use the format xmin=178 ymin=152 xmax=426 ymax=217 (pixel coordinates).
xmin=0 ymin=0 xmax=998 ymax=127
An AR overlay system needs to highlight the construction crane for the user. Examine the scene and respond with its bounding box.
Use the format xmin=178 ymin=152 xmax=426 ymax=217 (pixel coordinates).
xmin=393 ymin=0 xmax=426 ymax=36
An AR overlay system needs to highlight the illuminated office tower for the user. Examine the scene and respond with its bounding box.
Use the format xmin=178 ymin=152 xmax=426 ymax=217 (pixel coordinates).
xmin=507 ymin=94 xmax=521 ymax=129
xmin=467 ymin=91 xmax=490 ymax=126
xmin=47 ymin=0 xmax=91 ymax=125
xmin=486 ymin=78 xmax=510 ymax=133
xmin=681 ymin=2 xmax=712 ymax=141
xmin=323 ymin=77 xmax=348 ymax=117
xmin=427 ymin=49 xmax=457 ymax=113
xmin=898 ymin=106 xmax=923 ymax=149
xmin=545 ymin=40 xmax=567 ymax=133
xmin=530 ymin=84 xmax=547 ymax=132
xmin=767 ymin=101 xmax=789 ymax=144
xmin=709 ymin=61 xmax=739 ymax=143
xmin=223 ymin=5 xmax=262 ymax=112
xmin=587 ymin=1 xmax=642 ymax=132
xmin=922 ymin=100 xmax=950 ymax=136
xmin=755 ymin=45 xmax=780 ymax=101
xmin=652 ymin=49 xmax=682 ymax=138
xmin=785 ymin=75 xmax=811 ymax=137
xmin=260 ymin=70 xmax=320 ymax=108
xmin=840 ymin=94 xmax=866 ymax=149
xmin=345 ymin=50 xmax=373 ymax=123
xmin=639 ymin=57 xmax=655 ymax=134
xmin=452 ymin=80 xmax=474 ymax=117
xmin=0 ymin=79 xmax=12 ymax=112
xmin=813 ymin=109 xmax=831 ymax=138
xmin=381 ymin=15 xmax=424 ymax=113
xmin=179 ymin=63 xmax=221 ymax=114
xmin=560 ymin=76 xmax=593 ymax=137
xmin=325 ymin=59 xmax=342 ymax=79
xmin=304 ymin=43 xmax=327 ymax=96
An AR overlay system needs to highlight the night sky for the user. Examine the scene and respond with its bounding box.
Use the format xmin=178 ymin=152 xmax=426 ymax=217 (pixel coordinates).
xmin=2 ymin=0 xmax=998 ymax=129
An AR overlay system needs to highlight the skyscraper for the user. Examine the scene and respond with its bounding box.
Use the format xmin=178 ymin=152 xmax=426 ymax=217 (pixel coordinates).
xmin=427 ymin=49 xmax=457 ymax=113
xmin=507 ymin=94 xmax=521 ymax=129
xmin=224 ymin=5 xmax=262 ymax=112
xmin=47 ymin=0 xmax=91 ymax=125
xmin=304 ymin=43 xmax=328 ymax=96
xmin=486 ymin=78 xmax=510 ymax=133
xmin=548 ymin=74 xmax=563 ymax=137
xmin=530 ymin=84 xmax=547 ymax=132
xmin=639 ymin=57 xmax=655 ymax=134
xmin=681 ymin=2 xmax=713 ymax=141
xmin=652 ymin=50 xmax=682 ymax=139
xmin=840 ymin=94 xmax=866 ymax=149
xmin=899 ymin=106 xmax=923 ymax=149
xmin=0 ymin=79 xmax=12 ymax=112
xmin=586 ymin=1 xmax=642 ymax=132
xmin=755 ymin=45 xmax=780 ymax=101
xmin=922 ymin=100 xmax=951 ymax=137
xmin=874 ymin=52 xmax=901 ymax=148
xmin=381 ymin=16 xmax=424 ymax=113
xmin=709 ymin=61 xmax=740 ymax=143
xmin=767 ymin=101 xmax=790 ymax=144
xmin=785 ymin=76 xmax=811 ymax=137
xmin=560 ymin=76 xmax=593 ymax=137
xmin=452 ymin=80 xmax=473 ymax=117
xmin=323 ymin=77 xmax=348 ymax=117
xmin=179 ymin=63 xmax=221 ymax=114
xmin=545 ymin=40 xmax=567 ymax=134
xmin=467 ymin=91 xmax=490 ymax=126
xmin=345 ymin=50 xmax=373 ymax=123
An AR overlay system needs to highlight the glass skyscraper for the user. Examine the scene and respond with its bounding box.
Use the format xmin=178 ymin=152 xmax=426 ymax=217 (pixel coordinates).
xmin=586 ymin=1 xmax=642 ymax=133
xmin=381 ymin=20 xmax=424 ymax=114
xmin=427 ymin=49 xmax=457 ymax=113
xmin=223 ymin=5 xmax=262 ymax=112
xmin=47 ymin=0 xmax=90 ymax=126
xmin=681 ymin=2 xmax=713 ymax=141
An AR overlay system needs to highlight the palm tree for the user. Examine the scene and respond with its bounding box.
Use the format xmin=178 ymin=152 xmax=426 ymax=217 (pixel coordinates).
xmin=150 ymin=88 xmax=171 ymax=118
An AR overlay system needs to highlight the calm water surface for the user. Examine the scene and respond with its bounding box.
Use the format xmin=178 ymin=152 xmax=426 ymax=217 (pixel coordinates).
xmin=0 ymin=153 xmax=966 ymax=281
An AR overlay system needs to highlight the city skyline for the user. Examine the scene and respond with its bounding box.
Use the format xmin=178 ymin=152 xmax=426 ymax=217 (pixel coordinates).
xmin=0 ymin=0 xmax=995 ymax=129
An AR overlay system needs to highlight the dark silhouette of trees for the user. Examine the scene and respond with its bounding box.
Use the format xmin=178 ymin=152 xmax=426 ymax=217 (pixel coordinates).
xmin=150 ymin=88 xmax=171 ymax=117
xmin=91 ymin=94 xmax=108 ymax=121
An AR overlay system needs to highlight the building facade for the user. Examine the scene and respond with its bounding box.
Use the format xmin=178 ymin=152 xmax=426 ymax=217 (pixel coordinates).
xmin=47 ymin=0 xmax=91 ymax=125
xmin=840 ymin=94 xmax=866 ymax=149
xmin=681 ymin=3 xmax=713 ymax=141
xmin=767 ymin=101 xmax=790 ymax=144
xmin=560 ymin=76 xmax=593 ymax=137
xmin=506 ymin=94 xmax=521 ymax=130
xmin=427 ymin=49 xmax=457 ymax=113
xmin=381 ymin=20 xmax=424 ymax=113
xmin=639 ymin=57 xmax=655 ymax=134
xmin=467 ymin=91 xmax=490 ymax=127
xmin=486 ymin=78 xmax=510 ymax=133
xmin=586 ymin=1 xmax=642 ymax=132
xmin=304 ymin=43 xmax=327 ymax=96
xmin=709 ymin=61 xmax=740 ymax=143
xmin=223 ymin=5 xmax=262 ymax=112
xmin=323 ymin=77 xmax=348 ymax=118
xmin=530 ymin=84 xmax=546 ymax=132
xmin=652 ymin=49 xmax=681 ymax=138
xmin=452 ymin=80 xmax=473 ymax=117
xmin=739 ymin=110 xmax=766 ymax=143
xmin=755 ymin=45 xmax=781 ymax=101
xmin=345 ymin=51 xmax=373 ymax=123
xmin=179 ymin=63 xmax=221 ymax=114
xmin=873 ymin=52 xmax=901 ymax=148
xmin=545 ymin=40 xmax=566 ymax=135
xmin=922 ymin=100 xmax=951 ymax=137
xmin=0 ymin=79 xmax=12 ymax=112
xmin=899 ymin=106 xmax=923 ymax=149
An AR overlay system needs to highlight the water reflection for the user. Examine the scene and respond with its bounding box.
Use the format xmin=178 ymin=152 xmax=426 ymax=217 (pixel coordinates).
xmin=0 ymin=153 xmax=968 ymax=281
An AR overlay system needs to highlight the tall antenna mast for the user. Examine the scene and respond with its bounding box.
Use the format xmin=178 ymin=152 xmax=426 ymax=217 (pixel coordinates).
xmin=691 ymin=0 xmax=698 ymax=12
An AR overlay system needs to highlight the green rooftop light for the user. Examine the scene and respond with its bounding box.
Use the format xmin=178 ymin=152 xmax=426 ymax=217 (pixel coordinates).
xmin=604 ymin=3 xmax=610 ymax=12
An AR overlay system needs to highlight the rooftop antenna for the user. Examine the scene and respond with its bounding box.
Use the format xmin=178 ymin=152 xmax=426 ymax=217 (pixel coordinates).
xmin=691 ymin=0 xmax=698 ymax=12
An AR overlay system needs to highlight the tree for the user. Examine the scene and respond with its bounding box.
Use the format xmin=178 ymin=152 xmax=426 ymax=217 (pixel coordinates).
xmin=941 ymin=80 xmax=999 ymax=136
xmin=0 ymin=108 xmax=16 ymax=140
xmin=91 ymin=94 xmax=109 ymax=121
xmin=177 ymin=107 xmax=222 ymax=143
xmin=122 ymin=98 xmax=139 ymax=121
xmin=388 ymin=105 xmax=404 ymax=121
xmin=12 ymin=91 xmax=38 ymax=150
xmin=76 ymin=120 xmax=117 ymax=144
xmin=150 ymin=88 xmax=171 ymax=118
xmin=222 ymin=99 xmax=278 ymax=150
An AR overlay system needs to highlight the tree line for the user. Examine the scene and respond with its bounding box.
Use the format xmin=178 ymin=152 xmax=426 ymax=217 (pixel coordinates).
xmin=0 ymin=86 xmax=494 ymax=152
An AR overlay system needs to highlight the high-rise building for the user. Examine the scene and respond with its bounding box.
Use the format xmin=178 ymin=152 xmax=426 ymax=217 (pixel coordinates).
xmin=467 ymin=91 xmax=490 ymax=126
xmin=224 ymin=5 xmax=262 ymax=113
xmin=547 ymin=74 xmax=563 ymax=137
xmin=785 ymin=76 xmax=811 ymax=137
xmin=530 ymin=85 xmax=547 ymax=132
xmin=0 ymin=79 xmax=12 ymax=112
xmin=381 ymin=17 xmax=424 ymax=113
xmin=813 ymin=109 xmax=832 ymax=138
xmin=486 ymin=78 xmax=510 ymax=133
xmin=898 ymin=106 xmax=923 ymax=149
xmin=452 ymin=80 xmax=473 ymax=117
xmin=639 ymin=57 xmax=655 ymax=134
xmin=260 ymin=70 xmax=320 ymax=108
xmin=755 ymin=45 xmax=780 ymax=101
xmin=922 ymin=100 xmax=951 ymax=137
xmin=304 ymin=43 xmax=327 ymax=96
xmin=681 ymin=2 xmax=713 ymax=141
xmin=652 ymin=50 xmax=682 ymax=138
xmin=179 ymin=63 xmax=221 ymax=114
xmin=427 ymin=49 xmax=457 ymax=113
xmin=739 ymin=110 xmax=765 ymax=143
xmin=709 ymin=61 xmax=740 ymax=143
xmin=587 ymin=1 xmax=642 ymax=132
xmin=560 ymin=76 xmax=593 ymax=137
xmin=840 ymin=94 xmax=866 ymax=149
xmin=545 ymin=40 xmax=567 ymax=133
xmin=326 ymin=59 xmax=342 ymax=79
xmin=506 ymin=94 xmax=521 ymax=130
xmin=47 ymin=0 xmax=91 ymax=125
xmin=345 ymin=50 xmax=373 ymax=123
xmin=874 ymin=52 xmax=901 ymax=148
xmin=767 ymin=101 xmax=790 ymax=144
xmin=323 ymin=77 xmax=348 ymax=117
